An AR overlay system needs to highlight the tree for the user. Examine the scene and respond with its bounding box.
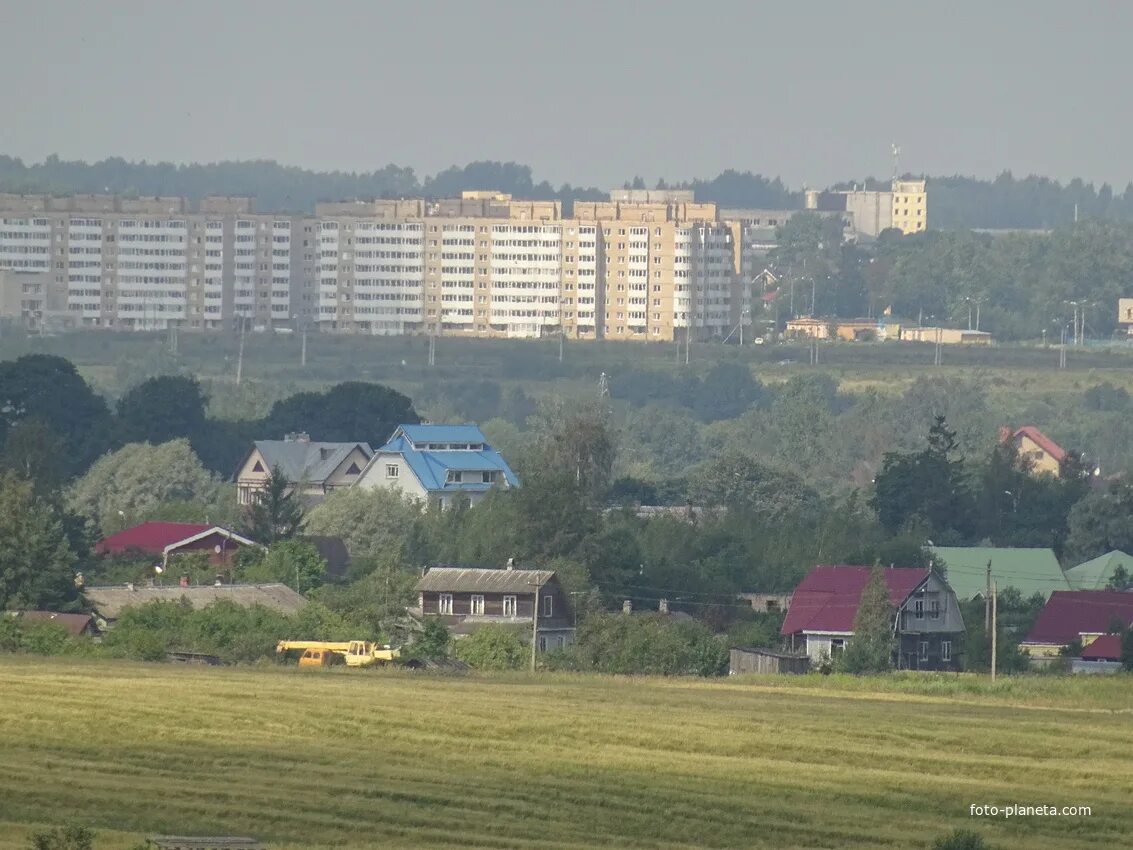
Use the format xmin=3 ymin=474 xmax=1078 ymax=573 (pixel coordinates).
xmin=241 ymin=540 xmax=327 ymax=593
xmin=413 ymin=618 xmax=450 ymax=660
xmin=0 ymin=355 xmax=113 ymax=477
xmin=838 ymin=567 xmax=895 ymax=673
xmin=303 ymin=486 xmax=422 ymax=560
xmin=872 ymin=416 xmax=972 ymax=538
xmin=261 ymin=381 xmax=418 ymax=447
xmin=1122 ymin=629 xmax=1133 ymax=672
xmin=241 ymin=466 xmax=303 ymax=544
xmin=0 ymin=473 xmax=79 ymax=612
xmin=454 ymin=624 xmax=527 ymax=670
xmin=691 ymin=451 xmax=821 ymax=523
xmin=530 ymin=398 xmax=616 ymax=504
xmin=0 ymin=418 xmax=65 ymax=496
xmin=1108 ymin=565 xmax=1132 ymax=591
xmin=115 ymin=375 xmax=208 ymax=446
xmin=1064 ymin=479 xmax=1133 ymax=564
xmin=67 ymin=439 xmax=221 ymax=536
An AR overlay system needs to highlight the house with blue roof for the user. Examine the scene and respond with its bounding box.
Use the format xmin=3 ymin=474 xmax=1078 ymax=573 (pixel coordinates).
xmin=356 ymin=424 xmax=519 ymax=507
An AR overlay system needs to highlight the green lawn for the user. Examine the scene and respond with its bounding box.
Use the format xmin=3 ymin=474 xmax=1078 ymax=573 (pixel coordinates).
xmin=1 ymin=658 xmax=1129 ymax=849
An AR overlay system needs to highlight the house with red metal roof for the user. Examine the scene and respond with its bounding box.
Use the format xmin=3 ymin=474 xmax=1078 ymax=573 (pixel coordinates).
xmin=1079 ymin=633 xmax=1123 ymax=663
xmin=1001 ymin=426 xmax=1067 ymax=477
xmin=781 ymin=566 xmax=965 ymax=670
xmin=95 ymin=521 xmax=259 ymax=569
xmin=1021 ymin=590 xmax=1133 ymax=659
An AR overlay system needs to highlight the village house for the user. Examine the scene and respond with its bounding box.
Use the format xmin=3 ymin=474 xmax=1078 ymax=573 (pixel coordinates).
xmin=781 ymin=566 xmax=965 ymax=671
xmin=356 ymin=424 xmax=519 ymax=508
xmin=1063 ymin=550 xmax=1133 ymax=590
xmin=928 ymin=546 xmax=1069 ymax=602
xmin=1000 ymin=426 xmax=1067 ymax=477
xmin=234 ymin=433 xmax=372 ymax=505
xmin=1020 ymin=590 xmax=1133 ymax=662
xmin=84 ymin=583 xmax=307 ymax=630
xmin=14 ymin=611 xmax=99 ymax=638
xmin=95 ymin=522 xmax=259 ymax=570
xmin=411 ymin=565 xmax=573 ymax=651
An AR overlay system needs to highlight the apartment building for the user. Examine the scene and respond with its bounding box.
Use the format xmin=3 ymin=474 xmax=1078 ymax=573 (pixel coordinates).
xmin=0 ymin=189 xmax=752 ymax=342
xmin=0 ymin=194 xmax=310 ymax=331
xmin=805 ymin=179 xmax=927 ymax=237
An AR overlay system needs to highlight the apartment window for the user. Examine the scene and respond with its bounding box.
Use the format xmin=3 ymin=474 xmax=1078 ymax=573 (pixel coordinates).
xmin=438 ymin=593 xmax=453 ymax=615
xmin=919 ymin=641 xmax=929 ymax=662
xmin=543 ymin=595 xmax=553 ymax=617
xmin=914 ymin=598 xmax=924 ymax=619
xmin=470 ymin=595 xmax=485 ymax=615
xmin=386 ymin=464 xmax=398 ymax=478
xmin=931 ymin=599 xmax=941 ymax=619
xmin=941 ymin=640 xmax=952 ymax=662
xmin=503 ymin=595 xmax=517 ymax=616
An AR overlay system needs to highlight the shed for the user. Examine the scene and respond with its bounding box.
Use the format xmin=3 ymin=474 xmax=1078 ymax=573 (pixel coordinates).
xmin=150 ymin=838 xmax=263 ymax=850
xmin=729 ymin=646 xmax=810 ymax=675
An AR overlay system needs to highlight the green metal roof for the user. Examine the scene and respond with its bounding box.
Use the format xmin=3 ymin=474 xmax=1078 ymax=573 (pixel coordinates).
xmin=1063 ymin=550 xmax=1133 ymax=590
xmin=929 ymin=547 xmax=1070 ymax=601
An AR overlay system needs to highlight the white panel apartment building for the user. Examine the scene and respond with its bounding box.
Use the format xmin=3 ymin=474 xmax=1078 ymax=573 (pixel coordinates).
xmin=0 ymin=190 xmax=747 ymax=341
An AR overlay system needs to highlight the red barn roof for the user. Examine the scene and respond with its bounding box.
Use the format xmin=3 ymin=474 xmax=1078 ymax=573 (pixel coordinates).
xmin=1010 ymin=426 xmax=1066 ymax=463
xmin=1025 ymin=590 xmax=1133 ymax=645
xmin=1081 ymin=633 xmax=1123 ymax=662
xmin=95 ymin=522 xmax=211 ymax=557
xmin=781 ymin=566 xmax=929 ymax=635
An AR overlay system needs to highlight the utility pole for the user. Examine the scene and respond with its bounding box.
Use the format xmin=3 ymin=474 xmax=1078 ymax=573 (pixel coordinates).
xmin=236 ymin=315 xmax=246 ymax=386
xmin=530 ymin=579 xmax=540 ymax=673
xmin=990 ymin=581 xmax=998 ymax=683
xmin=558 ymin=331 xmax=564 ymax=363
xmin=934 ymin=327 xmax=942 ymax=366
xmin=984 ymin=560 xmax=992 ymax=630
xmin=428 ymin=330 xmax=436 ymax=367
xmin=1059 ymin=324 xmax=1068 ymax=369
xmin=685 ymin=328 xmax=690 ymax=365
xmin=301 ymin=326 xmax=308 ymax=367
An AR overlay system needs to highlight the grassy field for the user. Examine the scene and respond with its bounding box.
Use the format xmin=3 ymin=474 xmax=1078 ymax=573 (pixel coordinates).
xmin=1 ymin=658 xmax=1130 ymax=849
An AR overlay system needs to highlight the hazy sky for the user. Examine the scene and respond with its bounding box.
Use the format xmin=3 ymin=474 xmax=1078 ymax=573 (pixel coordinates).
xmin=1 ymin=0 xmax=1130 ymax=190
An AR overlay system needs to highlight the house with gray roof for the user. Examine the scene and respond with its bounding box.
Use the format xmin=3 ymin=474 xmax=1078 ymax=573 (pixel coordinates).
xmin=234 ymin=432 xmax=372 ymax=506
xmin=356 ymin=424 xmax=519 ymax=508
xmin=410 ymin=565 xmax=573 ymax=652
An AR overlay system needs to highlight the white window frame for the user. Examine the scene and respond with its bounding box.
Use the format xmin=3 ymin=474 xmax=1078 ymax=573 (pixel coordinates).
xmin=918 ymin=640 xmax=929 ymax=661
xmin=503 ymin=595 xmax=517 ymax=617
xmin=941 ymin=640 xmax=952 ymax=662
xmin=438 ymin=593 xmax=453 ymax=615
xmin=914 ymin=598 xmax=924 ymax=619
xmin=543 ymin=595 xmax=553 ymax=617
xmin=537 ymin=635 xmax=547 ymax=652
xmin=470 ymin=594 xmax=484 ymax=615
xmin=386 ymin=464 xmax=399 ymax=478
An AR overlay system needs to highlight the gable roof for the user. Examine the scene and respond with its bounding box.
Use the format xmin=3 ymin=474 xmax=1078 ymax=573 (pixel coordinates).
xmin=1024 ymin=590 xmax=1133 ymax=645
xmin=1081 ymin=633 xmax=1124 ymax=661
xmin=415 ymin=567 xmax=555 ymax=594
xmin=1064 ymin=550 xmax=1133 ymax=590
xmin=395 ymin=424 xmax=490 ymax=446
xmin=95 ymin=522 xmax=211 ymax=557
xmin=929 ymin=547 xmax=1069 ymax=601
xmin=1012 ymin=426 xmax=1066 ymax=463
xmin=248 ymin=440 xmax=372 ymax=484
xmin=84 ymin=583 xmax=307 ymax=621
xmin=372 ymin=425 xmax=519 ymax=493
xmin=18 ymin=611 xmax=96 ymax=637
xmin=781 ymin=566 xmax=929 ymax=635
xmin=164 ymin=527 xmax=259 ymax=555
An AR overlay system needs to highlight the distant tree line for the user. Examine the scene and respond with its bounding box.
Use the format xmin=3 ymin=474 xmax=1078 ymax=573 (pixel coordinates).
xmin=7 ymin=155 xmax=1133 ymax=229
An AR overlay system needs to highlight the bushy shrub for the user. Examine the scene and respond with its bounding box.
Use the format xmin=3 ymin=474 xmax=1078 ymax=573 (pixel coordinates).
xmin=550 ymin=613 xmax=727 ymax=676
xmin=454 ymin=624 xmax=527 ymax=671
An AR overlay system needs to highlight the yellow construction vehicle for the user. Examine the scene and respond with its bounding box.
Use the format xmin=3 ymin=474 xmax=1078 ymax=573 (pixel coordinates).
xmin=275 ymin=640 xmax=400 ymax=668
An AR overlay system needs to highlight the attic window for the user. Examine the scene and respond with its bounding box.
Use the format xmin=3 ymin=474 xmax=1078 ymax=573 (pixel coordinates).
xmin=345 ymin=462 xmax=361 ymax=475
xmin=252 ymin=461 xmax=264 ymax=473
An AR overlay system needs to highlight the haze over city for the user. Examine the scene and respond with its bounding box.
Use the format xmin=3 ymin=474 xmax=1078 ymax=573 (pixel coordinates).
xmin=1 ymin=0 xmax=1131 ymax=188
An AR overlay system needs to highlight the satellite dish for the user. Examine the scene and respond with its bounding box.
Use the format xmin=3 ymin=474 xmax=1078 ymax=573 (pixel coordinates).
xmin=214 ymin=544 xmax=223 ymax=554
